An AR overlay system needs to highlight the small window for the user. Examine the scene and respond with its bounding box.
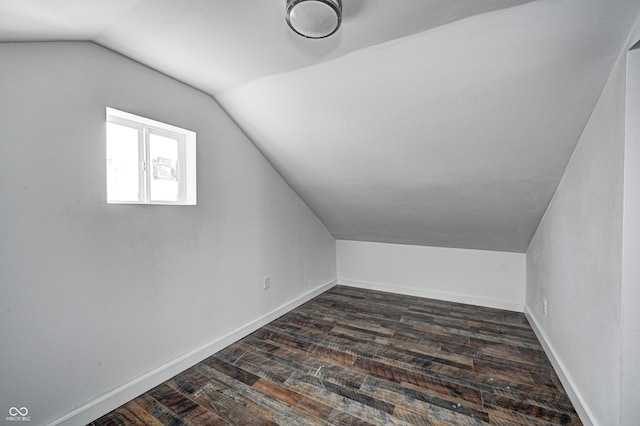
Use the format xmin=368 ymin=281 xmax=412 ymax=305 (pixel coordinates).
xmin=106 ymin=108 xmax=196 ymax=205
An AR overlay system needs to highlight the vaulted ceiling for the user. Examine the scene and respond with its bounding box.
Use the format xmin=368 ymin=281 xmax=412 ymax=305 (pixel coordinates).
xmin=2 ymin=0 xmax=640 ymax=252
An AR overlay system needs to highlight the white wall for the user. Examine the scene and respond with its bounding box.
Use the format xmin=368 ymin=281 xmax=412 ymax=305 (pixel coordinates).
xmin=621 ymin=46 xmax=640 ymax=426
xmin=525 ymin=25 xmax=640 ymax=425
xmin=337 ymin=240 xmax=525 ymax=311
xmin=0 ymin=42 xmax=336 ymax=425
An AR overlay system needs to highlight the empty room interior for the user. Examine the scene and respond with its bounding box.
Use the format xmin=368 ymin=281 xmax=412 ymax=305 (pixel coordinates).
xmin=1 ymin=1 xmax=640 ymax=425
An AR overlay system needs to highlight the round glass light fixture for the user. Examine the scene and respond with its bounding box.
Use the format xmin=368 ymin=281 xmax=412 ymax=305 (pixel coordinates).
xmin=286 ymin=0 xmax=342 ymax=39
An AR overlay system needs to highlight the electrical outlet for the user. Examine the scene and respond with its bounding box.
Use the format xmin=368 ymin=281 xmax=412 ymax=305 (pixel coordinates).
xmin=263 ymin=276 xmax=271 ymax=290
xmin=543 ymin=298 xmax=548 ymax=316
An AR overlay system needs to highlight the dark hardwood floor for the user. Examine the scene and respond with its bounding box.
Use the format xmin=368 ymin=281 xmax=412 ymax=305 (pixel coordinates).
xmin=90 ymin=286 xmax=582 ymax=425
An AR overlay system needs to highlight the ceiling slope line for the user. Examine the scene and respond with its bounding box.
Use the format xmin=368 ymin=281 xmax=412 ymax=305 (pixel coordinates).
xmin=213 ymin=0 xmax=534 ymax=98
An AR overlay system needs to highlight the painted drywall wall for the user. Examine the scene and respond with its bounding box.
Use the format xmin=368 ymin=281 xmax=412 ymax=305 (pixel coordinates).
xmin=525 ymin=30 xmax=638 ymax=424
xmin=336 ymin=240 xmax=525 ymax=311
xmin=0 ymin=42 xmax=336 ymax=425
xmin=622 ymin=45 xmax=640 ymax=426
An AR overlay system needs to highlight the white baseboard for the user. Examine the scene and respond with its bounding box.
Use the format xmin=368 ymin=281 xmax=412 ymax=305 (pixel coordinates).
xmin=52 ymin=279 xmax=338 ymax=426
xmin=524 ymin=305 xmax=596 ymax=426
xmin=338 ymin=278 xmax=524 ymax=312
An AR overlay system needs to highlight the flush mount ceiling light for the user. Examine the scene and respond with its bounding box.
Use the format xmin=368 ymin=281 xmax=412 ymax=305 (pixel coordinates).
xmin=286 ymin=0 xmax=342 ymax=39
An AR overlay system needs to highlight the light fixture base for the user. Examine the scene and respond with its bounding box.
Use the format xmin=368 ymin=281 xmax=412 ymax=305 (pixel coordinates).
xmin=286 ymin=0 xmax=342 ymax=39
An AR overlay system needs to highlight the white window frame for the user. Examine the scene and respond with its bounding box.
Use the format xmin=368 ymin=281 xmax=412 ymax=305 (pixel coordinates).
xmin=106 ymin=107 xmax=196 ymax=205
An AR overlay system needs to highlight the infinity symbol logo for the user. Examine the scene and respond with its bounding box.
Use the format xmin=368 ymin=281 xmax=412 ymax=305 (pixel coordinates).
xmin=9 ymin=407 xmax=28 ymax=416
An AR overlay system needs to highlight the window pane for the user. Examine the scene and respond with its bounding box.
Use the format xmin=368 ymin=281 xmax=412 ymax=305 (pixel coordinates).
xmin=107 ymin=122 xmax=140 ymax=202
xmin=149 ymin=132 xmax=180 ymax=202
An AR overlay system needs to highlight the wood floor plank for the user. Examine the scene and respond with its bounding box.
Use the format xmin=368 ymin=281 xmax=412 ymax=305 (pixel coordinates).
xmin=91 ymin=286 xmax=582 ymax=425
xmin=390 ymin=405 xmax=433 ymax=425
xmin=252 ymin=377 xmax=334 ymax=419
xmin=164 ymin=367 xmax=213 ymax=396
xmin=238 ymin=337 xmax=325 ymax=374
xmin=132 ymin=394 xmax=191 ymax=426
xmin=483 ymin=392 xmax=581 ymax=425
xmin=91 ymin=404 xmax=161 ymax=426
xmin=354 ymin=357 xmax=484 ymax=406
xmin=202 ymin=357 xmax=261 ymax=387
xmin=147 ymin=383 xmax=225 ymax=425
xmin=187 ymin=379 xmax=277 ymax=425
xmin=473 ymin=358 xmax=558 ymax=388
xmin=332 ymin=397 xmax=412 ymax=426
xmin=194 ymin=361 xmax=328 ymax=426
xmin=361 ymin=375 xmax=489 ymax=419
xmin=214 ymin=345 xmax=296 ymax=384
xmin=283 ymin=370 xmax=347 ymax=408
xmin=325 ymin=409 xmax=378 ymax=426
